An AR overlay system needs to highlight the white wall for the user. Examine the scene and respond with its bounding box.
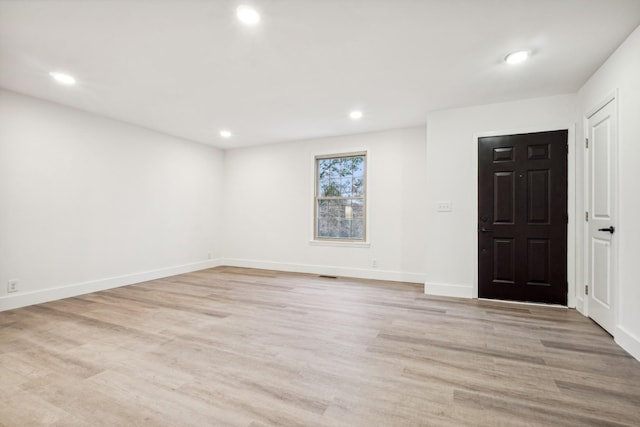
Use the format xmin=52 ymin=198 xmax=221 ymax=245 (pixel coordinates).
xmin=576 ymin=25 xmax=640 ymax=360
xmin=0 ymin=90 xmax=224 ymax=310
xmin=223 ymin=127 xmax=427 ymax=282
xmin=424 ymin=94 xmax=577 ymax=298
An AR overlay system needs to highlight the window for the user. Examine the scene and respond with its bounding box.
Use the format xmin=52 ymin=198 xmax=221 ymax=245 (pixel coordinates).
xmin=315 ymin=152 xmax=366 ymax=241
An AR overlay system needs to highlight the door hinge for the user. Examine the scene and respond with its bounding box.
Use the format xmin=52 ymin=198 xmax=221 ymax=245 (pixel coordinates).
xmin=585 ymin=138 xmax=589 ymax=148
xmin=585 ymin=212 xmax=589 ymax=222
xmin=585 ymin=285 xmax=589 ymax=296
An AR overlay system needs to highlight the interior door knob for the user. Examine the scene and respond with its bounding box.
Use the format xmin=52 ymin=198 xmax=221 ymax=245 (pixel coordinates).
xmin=598 ymin=226 xmax=615 ymax=234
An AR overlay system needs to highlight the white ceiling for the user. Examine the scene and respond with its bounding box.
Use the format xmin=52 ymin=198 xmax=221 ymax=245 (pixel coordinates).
xmin=1 ymin=0 xmax=639 ymax=148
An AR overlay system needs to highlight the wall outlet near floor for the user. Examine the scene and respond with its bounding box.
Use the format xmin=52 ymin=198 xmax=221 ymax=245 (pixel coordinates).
xmin=372 ymin=259 xmax=378 ymax=268
xmin=207 ymin=252 xmax=212 ymax=260
xmin=436 ymin=201 xmax=452 ymax=212
xmin=7 ymin=279 xmax=18 ymax=293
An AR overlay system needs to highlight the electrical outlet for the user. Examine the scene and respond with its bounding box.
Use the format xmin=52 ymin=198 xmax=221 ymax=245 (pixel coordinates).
xmin=372 ymin=259 xmax=378 ymax=268
xmin=7 ymin=279 xmax=18 ymax=293
xmin=436 ymin=201 xmax=452 ymax=212
xmin=207 ymin=252 xmax=212 ymax=260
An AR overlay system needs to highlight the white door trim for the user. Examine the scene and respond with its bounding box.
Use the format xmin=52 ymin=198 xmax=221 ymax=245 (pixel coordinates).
xmin=472 ymin=123 xmax=577 ymax=308
xmin=585 ymin=90 xmax=617 ymax=120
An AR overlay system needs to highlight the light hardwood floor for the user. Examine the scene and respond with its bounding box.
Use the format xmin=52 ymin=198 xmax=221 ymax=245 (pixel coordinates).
xmin=1 ymin=267 xmax=639 ymax=426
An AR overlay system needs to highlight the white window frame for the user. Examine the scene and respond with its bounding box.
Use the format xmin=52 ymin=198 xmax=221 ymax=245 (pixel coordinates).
xmin=313 ymin=151 xmax=368 ymax=244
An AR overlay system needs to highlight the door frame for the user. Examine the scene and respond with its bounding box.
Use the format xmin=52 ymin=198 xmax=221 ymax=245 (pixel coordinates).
xmin=582 ymin=90 xmax=619 ymax=324
xmin=472 ymin=124 xmax=577 ymax=307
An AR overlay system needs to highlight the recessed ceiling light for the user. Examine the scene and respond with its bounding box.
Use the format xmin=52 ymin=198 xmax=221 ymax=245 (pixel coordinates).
xmin=349 ymin=110 xmax=363 ymax=120
xmin=505 ymin=50 xmax=530 ymax=65
xmin=349 ymin=110 xmax=362 ymax=120
xmin=49 ymin=71 xmax=76 ymax=85
xmin=220 ymin=130 xmax=232 ymax=138
xmin=236 ymin=5 xmax=260 ymax=25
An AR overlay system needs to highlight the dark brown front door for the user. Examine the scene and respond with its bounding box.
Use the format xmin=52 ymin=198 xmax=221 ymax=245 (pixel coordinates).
xmin=478 ymin=130 xmax=568 ymax=305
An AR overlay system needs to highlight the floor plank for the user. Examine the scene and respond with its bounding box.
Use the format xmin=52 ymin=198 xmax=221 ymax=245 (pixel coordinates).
xmin=1 ymin=266 xmax=639 ymax=426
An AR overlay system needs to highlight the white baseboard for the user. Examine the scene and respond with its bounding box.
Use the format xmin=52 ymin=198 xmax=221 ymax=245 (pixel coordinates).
xmin=0 ymin=259 xmax=223 ymax=312
xmin=424 ymin=281 xmax=473 ymax=298
xmin=222 ymin=258 xmax=425 ymax=284
xmin=615 ymin=325 xmax=640 ymax=362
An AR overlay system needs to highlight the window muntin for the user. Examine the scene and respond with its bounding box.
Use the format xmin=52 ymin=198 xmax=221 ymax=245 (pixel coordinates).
xmin=315 ymin=152 xmax=366 ymax=241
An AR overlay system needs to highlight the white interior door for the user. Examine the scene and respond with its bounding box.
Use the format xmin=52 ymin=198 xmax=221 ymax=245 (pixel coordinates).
xmin=587 ymin=98 xmax=617 ymax=335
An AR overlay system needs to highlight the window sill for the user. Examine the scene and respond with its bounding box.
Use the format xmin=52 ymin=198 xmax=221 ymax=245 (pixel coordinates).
xmin=309 ymin=240 xmax=371 ymax=248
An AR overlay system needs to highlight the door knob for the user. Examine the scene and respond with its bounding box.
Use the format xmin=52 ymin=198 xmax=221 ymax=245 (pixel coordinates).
xmin=480 ymin=227 xmax=494 ymax=233
xmin=598 ymin=226 xmax=615 ymax=234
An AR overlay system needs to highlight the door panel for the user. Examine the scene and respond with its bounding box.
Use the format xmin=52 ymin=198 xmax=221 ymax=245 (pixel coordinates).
xmin=478 ymin=131 xmax=568 ymax=305
xmin=593 ymin=121 xmax=611 ymax=218
xmin=587 ymin=100 xmax=617 ymax=334
xmin=527 ymin=170 xmax=550 ymax=223
xmin=527 ymin=239 xmax=550 ymax=285
xmin=591 ymin=239 xmax=611 ymax=306
xmin=494 ymin=172 xmax=515 ymax=223
xmin=493 ymin=238 xmax=515 ymax=283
